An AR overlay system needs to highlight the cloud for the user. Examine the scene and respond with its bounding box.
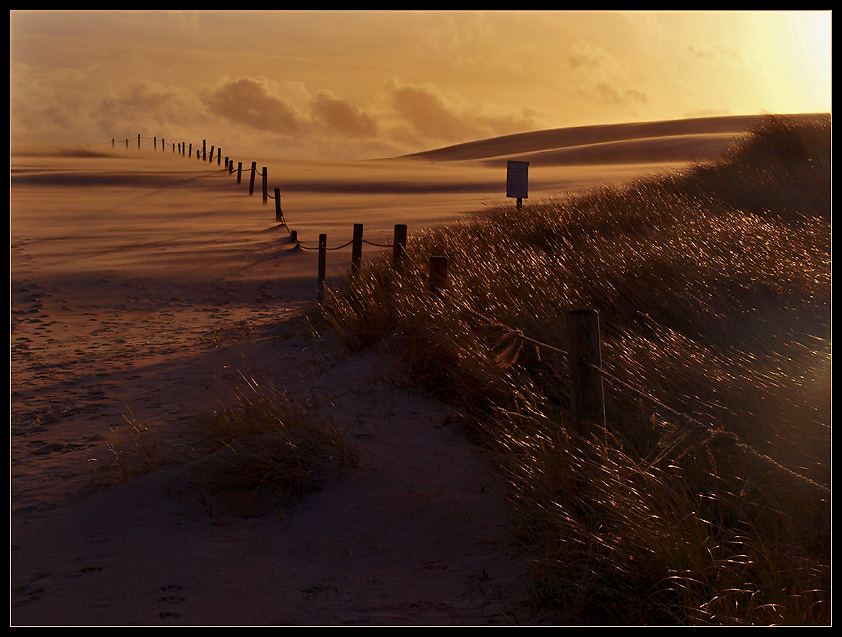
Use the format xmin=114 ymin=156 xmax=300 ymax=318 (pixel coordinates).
xmin=203 ymin=77 xmax=304 ymax=134
xmin=380 ymin=78 xmax=549 ymax=147
xmin=593 ymin=81 xmax=649 ymax=105
xmin=310 ymin=90 xmax=378 ymax=138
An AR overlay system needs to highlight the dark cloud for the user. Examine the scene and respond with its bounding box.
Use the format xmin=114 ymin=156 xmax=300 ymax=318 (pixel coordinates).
xmin=204 ymin=77 xmax=303 ymax=134
xmin=310 ymin=91 xmax=377 ymax=138
xmin=385 ymin=79 xmax=473 ymax=141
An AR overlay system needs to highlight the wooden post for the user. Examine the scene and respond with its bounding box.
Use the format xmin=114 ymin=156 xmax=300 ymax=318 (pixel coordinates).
xmin=567 ymin=309 xmax=606 ymax=434
xmin=217 ymin=150 xmax=222 ymax=166
xmin=429 ymin=256 xmax=448 ymax=297
xmin=154 ymin=136 xmax=157 ymax=150
xmin=137 ymin=134 xmax=140 ymax=149
xmin=393 ymin=224 xmax=407 ymax=272
xmin=189 ymin=143 xmax=192 ymax=158
xmin=351 ymin=224 xmax=363 ymax=276
xmin=262 ymin=167 xmax=268 ymax=204
xmin=237 ymin=161 xmax=243 ymax=184
xmin=125 ymin=138 xmax=128 ymax=148
xmin=274 ymin=188 xmax=284 ymax=222
xmin=202 ymin=140 xmax=206 ymax=161
xmin=229 ymin=159 xmax=234 ymax=174
xmin=249 ymin=161 xmax=256 ymax=195
xmin=162 ymin=138 xmax=165 ymax=151
xmin=112 ymin=138 xmax=115 ymax=148
xmin=209 ymin=145 xmax=214 ymax=162
xmin=318 ymin=234 xmax=327 ymax=302
xmin=290 ymin=230 xmax=298 ymax=243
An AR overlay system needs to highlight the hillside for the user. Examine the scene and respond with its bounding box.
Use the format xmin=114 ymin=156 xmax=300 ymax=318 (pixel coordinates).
xmin=398 ymin=113 xmax=823 ymax=166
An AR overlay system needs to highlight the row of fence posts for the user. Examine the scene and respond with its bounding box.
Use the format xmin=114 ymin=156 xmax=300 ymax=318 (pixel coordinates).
xmin=116 ymin=133 xmax=605 ymax=430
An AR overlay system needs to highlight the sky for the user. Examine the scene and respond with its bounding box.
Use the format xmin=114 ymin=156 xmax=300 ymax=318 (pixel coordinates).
xmin=9 ymin=10 xmax=832 ymax=161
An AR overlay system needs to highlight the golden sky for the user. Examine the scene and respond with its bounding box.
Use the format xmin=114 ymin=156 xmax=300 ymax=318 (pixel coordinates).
xmin=10 ymin=10 xmax=832 ymax=160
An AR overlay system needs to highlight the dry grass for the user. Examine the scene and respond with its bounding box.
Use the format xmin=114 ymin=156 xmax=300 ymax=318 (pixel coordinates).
xmin=189 ymin=371 xmax=359 ymax=518
xmin=317 ymin=114 xmax=831 ymax=625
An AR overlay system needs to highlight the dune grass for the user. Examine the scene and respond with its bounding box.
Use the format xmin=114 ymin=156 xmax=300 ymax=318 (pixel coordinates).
xmin=317 ymin=114 xmax=831 ymax=625
xmin=189 ymin=371 xmax=359 ymax=518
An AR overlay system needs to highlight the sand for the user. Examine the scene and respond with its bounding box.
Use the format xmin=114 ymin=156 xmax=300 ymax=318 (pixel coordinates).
xmin=10 ymin=115 xmax=764 ymax=625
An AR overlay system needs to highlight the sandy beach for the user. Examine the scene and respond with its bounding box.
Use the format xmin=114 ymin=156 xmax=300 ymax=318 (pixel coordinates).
xmin=11 ymin=116 xmax=765 ymax=625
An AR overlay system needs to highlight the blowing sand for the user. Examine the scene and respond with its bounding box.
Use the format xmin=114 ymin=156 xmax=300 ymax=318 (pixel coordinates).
xmin=11 ymin=116 xmax=762 ymax=625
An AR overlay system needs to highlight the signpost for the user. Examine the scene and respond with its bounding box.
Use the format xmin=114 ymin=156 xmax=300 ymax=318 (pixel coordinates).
xmin=506 ymin=160 xmax=529 ymax=210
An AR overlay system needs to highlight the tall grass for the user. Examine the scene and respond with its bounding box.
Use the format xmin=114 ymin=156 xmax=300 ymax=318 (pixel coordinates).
xmin=318 ymin=115 xmax=831 ymax=624
xmin=190 ymin=372 xmax=359 ymax=518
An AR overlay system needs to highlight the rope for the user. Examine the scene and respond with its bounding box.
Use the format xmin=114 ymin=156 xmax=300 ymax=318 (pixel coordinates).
xmin=582 ymin=359 xmax=830 ymax=496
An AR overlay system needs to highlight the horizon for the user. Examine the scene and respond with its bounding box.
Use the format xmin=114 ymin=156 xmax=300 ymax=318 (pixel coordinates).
xmin=10 ymin=10 xmax=832 ymax=161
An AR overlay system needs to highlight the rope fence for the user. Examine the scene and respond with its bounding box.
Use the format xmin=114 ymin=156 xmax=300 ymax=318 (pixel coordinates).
xmin=93 ymin=131 xmax=830 ymax=502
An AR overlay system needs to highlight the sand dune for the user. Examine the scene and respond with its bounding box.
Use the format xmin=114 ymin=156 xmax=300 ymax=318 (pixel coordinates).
xmin=399 ymin=113 xmax=827 ymax=166
xmin=10 ymin=114 xmax=781 ymax=625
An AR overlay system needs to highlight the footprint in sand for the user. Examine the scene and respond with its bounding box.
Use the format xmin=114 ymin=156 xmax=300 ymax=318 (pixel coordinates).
xmin=158 ymin=584 xmax=185 ymax=619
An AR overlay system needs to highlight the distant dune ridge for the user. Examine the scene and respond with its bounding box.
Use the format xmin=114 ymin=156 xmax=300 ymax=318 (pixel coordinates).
xmin=397 ymin=113 xmax=824 ymax=166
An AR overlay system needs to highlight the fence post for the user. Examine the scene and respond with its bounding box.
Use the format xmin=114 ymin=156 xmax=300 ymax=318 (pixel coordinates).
xmin=217 ymin=150 xmax=222 ymax=166
xmin=189 ymin=143 xmax=192 ymax=158
xmin=137 ymin=134 xmax=140 ymax=149
xmin=318 ymin=234 xmax=327 ymax=302
xmin=202 ymin=140 xmax=206 ymax=161
xmin=249 ymin=161 xmax=256 ymax=195
xmin=237 ymin=161 xmax=243 ymax=184
xmin=274 ymin=188 xmax=284 ymax=222
xmin=209 ymin=145 xmax=214 ymax=162
xmin=393 ymin=224 xmax=407 ymax=272
xmin=262 ymin=167 xmax=268 ymax=204
xmin=567 ymin=309 xmax=606 ymax=434
xmin=112 ymin=138 xmax=115 ymax=148
xmin=351 ymin=224 xmax=363 ymax=276
xmin=162 ymin=138 xmax=165 ymax=152
xmin=429 ymin=256 xmax=448 ymax=297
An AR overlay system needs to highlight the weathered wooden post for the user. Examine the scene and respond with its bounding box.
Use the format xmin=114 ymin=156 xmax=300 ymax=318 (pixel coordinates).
xmin=249 ymin=161 xmax=256 ymax=195
xmin=229 ymin=159 xmax=234 ymax=174
xmin=290 ymin=230 xmax=298 ymax=243
xmin=393 ymin=224 xmax=407 ymax=272
xmin=202 ymin=140 xmax=206 ymax=161
xmin=567 ymin=309 xmax=606 ymax=434
xmin=351 ymin=224 xmax=363 ymax=276
xmin=262 ymin=167 xmax=268 ymax=204
xmin=217 ymin=149 xmax=222 ymax=166
xmin=189 ymin=143 xmax=192 ymax=158
xmin=318 ymin=234 xmax=327 ymax=302
xmin=112 ymin=138 xmax=115 ymax=148
xmin=125 ymin=138 xmax=129 ymax=148
xmin=154 ymin=136 xmax=157 ymax=150
xmin=237 ymin=161 xmax=243 ymax=184
xmin=137 ymin=134 xmax=141 ymax=149
xmin=429 ymin=256 xmax=448 ymax=297
xmin=274 ymin=188 xmax=284 ymax=223
xmin=209 ymin=145 xmax=214 ymax=162
xmin=162 ymin=138 xmax=166 ymax=152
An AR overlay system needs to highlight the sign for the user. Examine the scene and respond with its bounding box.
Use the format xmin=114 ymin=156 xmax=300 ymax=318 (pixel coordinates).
xmin=506 ymin=160 xmax=529 ymax=199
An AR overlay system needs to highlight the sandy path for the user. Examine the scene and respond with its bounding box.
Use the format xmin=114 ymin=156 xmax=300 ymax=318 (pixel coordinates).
xmin=11 ymin=320 xmax=530 ymax=625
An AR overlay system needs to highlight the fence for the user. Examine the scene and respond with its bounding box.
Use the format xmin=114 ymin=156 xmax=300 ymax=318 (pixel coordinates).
xmin=95 ymin=132 xmax=830 ymax=501
xmin=96 ymin=134 xmax=408 ymax=300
